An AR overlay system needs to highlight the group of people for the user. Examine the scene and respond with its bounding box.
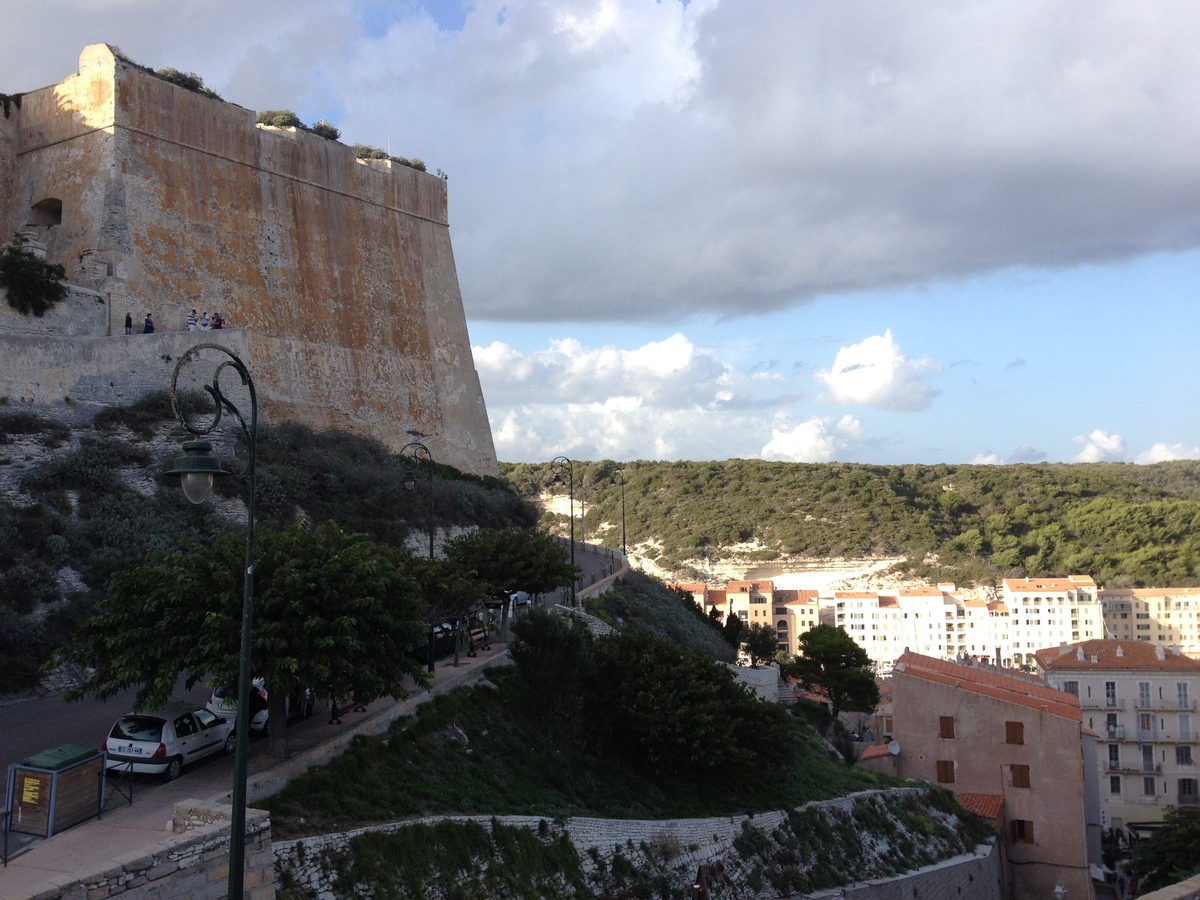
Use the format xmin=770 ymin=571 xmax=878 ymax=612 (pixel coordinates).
xmin=186 ymin=308 xmax=225 ymax=331
xmin=122 ymin=309 xmax=227 ymax=335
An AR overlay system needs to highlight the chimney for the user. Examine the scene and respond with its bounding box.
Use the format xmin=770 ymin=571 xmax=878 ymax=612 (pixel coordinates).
xmin=1116 ymin=646 xmax=1124 ymax=658
xmin=1156 ymin=644 xmax=1167 ymax=661
xmin=1077 ymin=646 xmax=1085 ymax=662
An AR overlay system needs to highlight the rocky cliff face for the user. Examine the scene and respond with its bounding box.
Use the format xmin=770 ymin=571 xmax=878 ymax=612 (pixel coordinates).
xmin=0 ymin=44 xmax=497 ymax=476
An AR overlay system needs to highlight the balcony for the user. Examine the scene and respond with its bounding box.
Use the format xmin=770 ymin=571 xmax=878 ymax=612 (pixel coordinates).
xmin=1106 ymin=725 xmax=1126 ymax=741
xmin=1107 ymin=762 xmax=1161 ymax=774
xmin=1082 ymin=698 xmax=1125 ymax=711
xmin=1178 ymin=793 xmax=1199 ymax=806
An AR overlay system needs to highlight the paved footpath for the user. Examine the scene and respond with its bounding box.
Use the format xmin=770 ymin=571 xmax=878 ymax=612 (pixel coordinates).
xmin=0 ymin=543 xmax=626 ymax=898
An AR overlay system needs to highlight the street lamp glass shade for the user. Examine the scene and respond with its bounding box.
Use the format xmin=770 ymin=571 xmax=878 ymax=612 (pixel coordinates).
xmin=403 ymin=471 xmax=416 ymax=491
xmin=166 ymin=440 xmax=230 ymax=504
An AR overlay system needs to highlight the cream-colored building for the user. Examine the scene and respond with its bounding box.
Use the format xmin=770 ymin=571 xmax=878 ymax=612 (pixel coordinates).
xmin=1099 ymin=587 xmax=1200 ymax=655
xmin=1034 ymin=639 xmax=1200 ymax=829
xmin=674 ymin=581 xmax=819 ymax=657
xmin=1003 ymin=576 xmax=1105 ymax=667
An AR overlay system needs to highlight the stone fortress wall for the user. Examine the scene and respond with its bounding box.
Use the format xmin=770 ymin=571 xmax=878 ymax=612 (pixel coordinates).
xmin=0 ymin=45 xmax=498 ymax=476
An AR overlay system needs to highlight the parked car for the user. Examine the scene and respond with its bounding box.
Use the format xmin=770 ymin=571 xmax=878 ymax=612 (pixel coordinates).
xmin=206 ymin=677 xmax=315 ymax=733
xmin=484 ymin=590 xmax=531 ymax=609
xmin=103 ymin=703 xmax=235 ymax=780
xmin=408 ymin=621 xmax=461 ymax=664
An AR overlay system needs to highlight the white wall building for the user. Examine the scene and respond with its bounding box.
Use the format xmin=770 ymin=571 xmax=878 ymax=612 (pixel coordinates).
xmin=1099 ymin=587 xmax=1200 ymax=655
xmin=1035 ymin=639 xmax=1200 ymax=829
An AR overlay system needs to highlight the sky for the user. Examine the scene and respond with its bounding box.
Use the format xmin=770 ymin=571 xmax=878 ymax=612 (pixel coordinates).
xmin=3 ymin=1 xmax=1199 ymax=465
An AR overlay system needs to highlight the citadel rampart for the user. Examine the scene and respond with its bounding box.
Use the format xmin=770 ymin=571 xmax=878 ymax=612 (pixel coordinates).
xmin=1 ymin=44 xmax=497 ymax=476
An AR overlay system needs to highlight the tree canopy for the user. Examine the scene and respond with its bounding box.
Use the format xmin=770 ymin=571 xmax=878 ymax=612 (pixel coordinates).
xmin=1129 ymin=806 xmax=1200 ymax=892
xmin=55 ymin=520 xmax=429 ymax=755
xmin=743 ymin=622 xmax=779 ymax=668
xmin=788 ymin=624 xmax=881 ymax=718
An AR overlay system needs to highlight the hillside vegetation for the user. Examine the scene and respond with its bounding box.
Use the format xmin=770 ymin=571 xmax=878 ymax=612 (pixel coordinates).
xmin=504 ymin=458 xmax=1200 ymax=587
xmin=0 ymin=397 xmax=533 ymax=692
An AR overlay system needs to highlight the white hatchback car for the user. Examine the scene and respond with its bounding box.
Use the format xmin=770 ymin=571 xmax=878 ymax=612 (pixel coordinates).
xmin=206 ymin=678 xmax=315 ymax=733
xmin=103 ymin=704 xmax=235 ymax=780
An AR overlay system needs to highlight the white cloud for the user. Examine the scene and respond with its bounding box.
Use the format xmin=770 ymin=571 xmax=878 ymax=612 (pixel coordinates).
xmin=1073 ymin=429 xmax=1126 ymax=462
xmin=814 ymin=330 xmax=941 ymax=411
xmin=1135 ymin=442 xmax=1200 ymax=464
xmin=761 ymin=416 xmax=864 ymax=463
xmin=971 ymin=453 xmax=1003 ymax=465
xmin=3 ymin=3 xmax=1198 ymax=324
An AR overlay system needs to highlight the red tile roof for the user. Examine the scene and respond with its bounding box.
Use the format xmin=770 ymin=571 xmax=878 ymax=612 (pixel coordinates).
xmin=836 ymin=591 xmax=877 ymax=599
xmin=1004 ymin=575 xmax=1094 ymax=592
xmin=899 ymin=587 xmax=944 ymax=597
xmin=957 ymin=793 xmax=1004 ymax=820
xmin=860 ymin=744 xmax=895 ymax=761
xmin=893 ymin=653 xmax=1080 ymax=722
xmin=1034 ymin=639 xmax=1200 ymax=672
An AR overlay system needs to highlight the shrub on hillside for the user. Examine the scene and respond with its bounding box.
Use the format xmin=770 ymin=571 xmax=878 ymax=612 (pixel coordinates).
xmin=1 ymin=233 xmax=68 ymax=317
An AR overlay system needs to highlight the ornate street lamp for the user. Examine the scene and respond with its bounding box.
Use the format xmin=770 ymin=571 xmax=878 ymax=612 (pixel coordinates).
xmin=613 ymin=469 xmax=626 ymax=556
xmin=400 ymin=441 xmax=434 ymax=559
xmin=550 ymin=456 xmax=576 ymax=607
xmin=164 ymin=344 xmax=256 ymax=900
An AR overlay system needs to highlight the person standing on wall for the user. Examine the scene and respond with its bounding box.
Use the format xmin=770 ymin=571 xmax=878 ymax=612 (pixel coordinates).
xmin=187 ymin=309 xmax=197 ymax=331
xmin=143 ymin=313 xmax=154 ymax=334
xmin=124 ymin=311 xmax=133 ymax=335
xmin=199 ymin=311 xmax=210 ymax=330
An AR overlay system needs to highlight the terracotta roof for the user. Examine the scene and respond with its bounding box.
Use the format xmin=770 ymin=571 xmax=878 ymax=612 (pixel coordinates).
xmin=669 ymin=582 xmax=707 ymax=595
xmin=964 ymin=599 xmax=987 ymax=608
xmin=1034 ymin=639 xmax=1200 ymax=672
xmin=899 ymin=587 xmax=944 ymax=597
xmin=1099 ymin=587 xmax=1200 ymax=599
xmin=706 ymin=590 xmax=727 ymax=604
xmin=893 ymin=652 xmax=1080 ymax=722
xmin=878 ymin=597 xmax=900 ymax=608
xmin=988 ymin=601 xmax=1010 ymax=613
xmin=860 ymin=744 xmax=895 ymax=761
xmin=836 ymin=591 xmax=877 ymax=599
xmin=775 ymin=589 xmax=819 ymax=604
xmin=957 ymin=793 xmax=1004 ymax=820
xmin=1004 ymin=576 xmax=1093 ymax=593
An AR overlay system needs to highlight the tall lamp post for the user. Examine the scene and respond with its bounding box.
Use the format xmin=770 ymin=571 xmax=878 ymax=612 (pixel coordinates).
xmin=550 ymin=456 xmax=576 ymax=607
xmin=400 ymin=441 xmax=435 ymax=559
xmin=613 ymin=469 xmax=626 ymax=556
xmin=164 ymin=344 xmax=257 ymax=900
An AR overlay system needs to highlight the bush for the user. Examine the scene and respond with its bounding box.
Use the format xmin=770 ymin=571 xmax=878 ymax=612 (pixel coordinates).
xmin=311 ymin=119 xmax=340 ymax=141
xmin=256 ymin=109 xmax=303 ymax=128
xmin=1 ymin=233 xmax=68 ymax=316
xmin=153 ymin=68 xmax=221 ymax=99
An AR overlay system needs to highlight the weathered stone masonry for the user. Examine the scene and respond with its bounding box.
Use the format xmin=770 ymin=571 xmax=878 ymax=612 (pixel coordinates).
xmin=0 ymin=44 xmax=497 ymax=476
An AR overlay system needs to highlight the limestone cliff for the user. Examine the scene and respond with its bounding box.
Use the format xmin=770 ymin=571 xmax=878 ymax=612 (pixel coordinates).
xmin=0 ymin=44 xmax=497 ymax=476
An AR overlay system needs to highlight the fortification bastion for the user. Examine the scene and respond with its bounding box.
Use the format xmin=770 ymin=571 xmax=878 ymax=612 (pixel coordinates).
xmin=0 ymin=44 xmax=498 ymax=476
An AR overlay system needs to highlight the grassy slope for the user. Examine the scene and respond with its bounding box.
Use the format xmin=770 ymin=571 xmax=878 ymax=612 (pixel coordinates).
xmin=263 ymin=665 xmax=891 ymax=840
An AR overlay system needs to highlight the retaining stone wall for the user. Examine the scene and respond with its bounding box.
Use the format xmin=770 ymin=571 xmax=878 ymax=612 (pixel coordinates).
xmin=273 ymin=788 xmax=1001 ymax=899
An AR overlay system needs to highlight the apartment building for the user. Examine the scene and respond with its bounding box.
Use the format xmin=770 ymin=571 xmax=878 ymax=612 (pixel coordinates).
xmin=1099 ymin=587 xmax=1200 ymax=655
xmin=674 ymin=581 xmax=819 ymax=657
xmin=1003 ymin=576 xmax=1105 ymax=667
xmin=1034 ymin=639 xmax=1200 ymax=829
xmin=891 ymin=652 xmax=1097 ymax=900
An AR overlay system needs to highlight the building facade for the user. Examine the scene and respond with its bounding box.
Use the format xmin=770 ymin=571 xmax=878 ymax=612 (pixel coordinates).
xmin=1099 ymin=587 xmax=1200 ymax=655
xmin=1034 ymin=639 xmax=1200 ymax=829
xmin=891 ymin=653 xmax=1097 ymax=900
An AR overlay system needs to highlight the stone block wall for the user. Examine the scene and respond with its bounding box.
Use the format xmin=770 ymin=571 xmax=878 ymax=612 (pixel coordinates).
xmin=14 ymin=802 xmax=275 ymax=900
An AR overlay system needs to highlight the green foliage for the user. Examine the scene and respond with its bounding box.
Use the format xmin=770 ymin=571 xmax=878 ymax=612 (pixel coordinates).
xmin=54 ymin=520 xmax=430 ymax=726
xmin=509 ymin=607 xmax=593 ymax=729
xmin=586 ymin=571 xmax=734 ymax=661
xmin=153 ymin=67 xmax=221 ymax=100
xmin=330 ymin=819 xmax=591 ymax=899
xmin=0 ymin=91 xmax=21 ymax=119
xmin=351 ymin=143 xmax=429 ymax=171
xmin=722 ymin=612 xmax=745 ymax=650
xmin=0 ymin=410 xmax=71 ymax=447
xmin=262 ymin=663 xmax=890 ymax=839
xmin=743 ymin=622 xmax=779 ymax=667
xmin=256 ymin=109 xmax=303 ymax=128
xmin=503 ymin=459 xmax=1200 ymax=587
xmin=1 ymin=233 xmax=68 ymax=316
xmin=1129 ymin=806 xmax=1200 ymax=891
xmin=788 ymin=624 xmax=881 ymax=718
xmin=311 ymin=119 xmax=340 ymax=141
xmin=587 ymin=629 xmax=794 ymax=779
xmin=91 ymin=388 xmax=207 ymax=440
xmin=445 ymin=526 xmax=579 ymax=598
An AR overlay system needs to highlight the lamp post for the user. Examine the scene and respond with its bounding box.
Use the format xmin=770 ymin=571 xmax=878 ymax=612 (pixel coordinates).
xmin=400 ymin=441 xmax=434 ymax=559
xmin=165 ymin=343 xmax=256 ymax=900
xmin=550 ymin=456 xmax=576 ymax=607
xmin=613 ymin=469 xmax=626 ymax=556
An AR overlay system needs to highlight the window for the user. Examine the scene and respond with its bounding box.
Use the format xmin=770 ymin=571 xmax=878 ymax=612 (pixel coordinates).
xmin=1012 ymin=764 xmax=1031 ymax=788
xmin=1106 ymin=682 xmax=1117 ymax=707
xmin=1180 ymin=778 xmax=1199 ymax=805
xmin=936 ymin=760 xmax=955 ymax=783
xmin=1139 ymin=682 xmax=1152 ymax=707
xmin=1181 ymin=683 xmax=1192 ymax=709
xmin=1144 ymin=776 xmax=1156 ymax=797
xmin=1110 ymin=775 xmax=1122 ymax=794
xmin=1109 ymin=745 xmax=1120 ymax=767
xmin=1006 ymin=721 xmax=1025 ymax=744
xmin=1178 ymin=746 xmax=1193 ymax=766
xmin=940 ymin=716 xmax=956 ymax=739
xmin=1182 ymin=714 xmax=1193 ymax=742
xmin=1063 ymin=680 xmax=1079 ymax=697
xmin=1010 ymin=819 xmax=1035 ymax=843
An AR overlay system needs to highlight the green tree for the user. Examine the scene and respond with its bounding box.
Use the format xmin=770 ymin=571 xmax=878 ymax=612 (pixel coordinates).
xmin=55 ymin=520 xmax=429 ymax=757
xmin=721 ymin=613 xmax=745 ymax=650
xmin=743 ymin=622 xmax=779 ymax=668
xmin=444 ymin=527 xmax=579 ymax=639
xmin=788 ymin=624 xmax=880 ymax=719
xmin=1129 ymin=806 xmax=1200 ymax=891
xmin=1 ymin=233 xmax=68 ymax=316
xmin=509 ymin=607 xmax=594 ymax=732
